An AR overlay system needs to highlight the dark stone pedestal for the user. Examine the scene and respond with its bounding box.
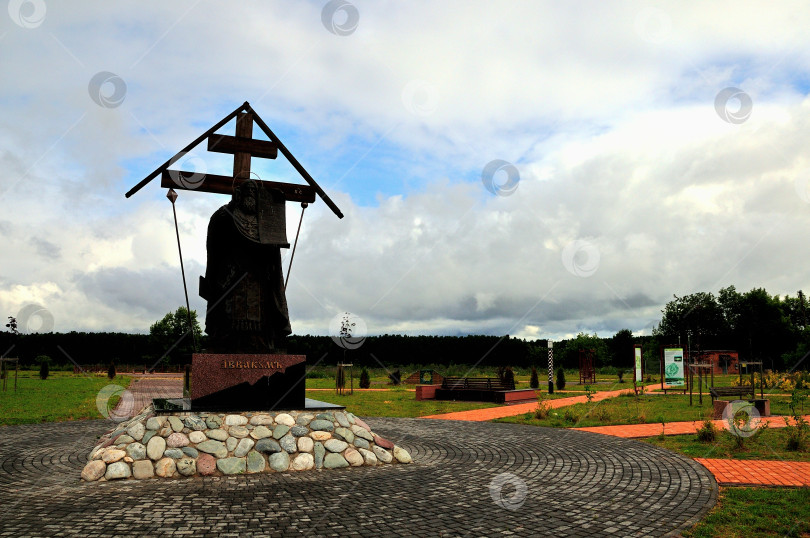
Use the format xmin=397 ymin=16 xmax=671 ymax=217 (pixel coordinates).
xmin=191 ymin=353 xmax=306 ymax=411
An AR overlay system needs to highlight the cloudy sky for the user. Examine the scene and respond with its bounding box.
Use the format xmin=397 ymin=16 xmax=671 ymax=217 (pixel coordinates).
xmin=2 ymin=1 xmax=810 ymax=341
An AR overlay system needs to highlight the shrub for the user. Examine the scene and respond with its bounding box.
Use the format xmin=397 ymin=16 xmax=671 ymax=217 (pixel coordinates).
xmin=388 ymin=369 xmax=401 ymax=385
xmin=617 ymin=370 xmax=624 ymax=383
xmin=503 ymin=367 xmax=515 ymax=387
xmin=696 ymin=419 xmax=718 ymax=443
xmin=556 ymin=367 xmax=566 ymax=390
xmin=584 ymin=385 xmax=594 ymax=403
xmin=785 ymin=389 xmax=810 ymax=451
xmin=529 ymin=367 xmax=539 ymax=389
xmin=785 ymin=415 xmax=809 ymax=451
xmin=534 ymin=398 xmax=551 ymax=419
xmin=359 ymin=368 xmax=370 ymax=389
xmin=39 ymin=360 xmax=49 ymax=380
xmin=108 ymin=361 xmax=116 ymax=380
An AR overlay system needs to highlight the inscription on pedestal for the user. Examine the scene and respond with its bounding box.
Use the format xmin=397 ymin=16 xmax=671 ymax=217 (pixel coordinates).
xmin=191 ymin=353 xmax=306 ymax=411
xmin=221 ymin=359 xmax=283 ymax=369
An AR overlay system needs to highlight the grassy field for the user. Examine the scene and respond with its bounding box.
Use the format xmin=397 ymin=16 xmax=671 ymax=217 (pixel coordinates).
xmin=494 ymin=393 xmax=798 ymax=429
xmin=0 ymin=371 xmax=131 ymax=425
xmin=643 ymin=427 xmax=810 ymax=462
xmin=306 ymin=388 xmax=497 ymax=417
xmin=684 ymin=487 xmax=810 ymax=537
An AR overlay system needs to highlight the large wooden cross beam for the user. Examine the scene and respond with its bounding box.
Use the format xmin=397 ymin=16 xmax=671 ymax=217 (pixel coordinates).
xmin=125 ymin=102 xmax=343 ymax=219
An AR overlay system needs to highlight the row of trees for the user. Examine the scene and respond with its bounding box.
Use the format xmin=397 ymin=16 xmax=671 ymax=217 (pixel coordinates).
xmin=4 ymin=286 xmax=809 ymax=372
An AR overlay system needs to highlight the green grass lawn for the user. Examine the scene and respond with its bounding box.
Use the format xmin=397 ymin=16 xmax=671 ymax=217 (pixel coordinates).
xmin=306 ymin=388 xmax=497 ymax=417
xmin=494 ymin=394 xmax=797 ymax=429
xmin=0 ymin=372 xmax=131 ymax=426
xmin=684 ymin=487 xmax=810 ymax=537
xmin=643 ymin=427 xmax=810 ymax=462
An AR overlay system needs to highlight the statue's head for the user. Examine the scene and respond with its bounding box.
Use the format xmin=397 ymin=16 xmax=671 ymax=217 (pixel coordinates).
xmin=234 ymin=181 xmax=258 ymax=213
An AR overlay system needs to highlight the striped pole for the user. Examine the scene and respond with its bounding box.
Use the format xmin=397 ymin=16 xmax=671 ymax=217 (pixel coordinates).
xmin=547 ymin=340 xmax=554 ymax=394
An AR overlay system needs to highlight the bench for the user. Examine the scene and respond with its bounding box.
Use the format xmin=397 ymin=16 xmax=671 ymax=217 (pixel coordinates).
xmin=709 ymin=386 xmax=770 ymax=419
xmin=442 ymin=377 xmax=515 ymax=391
xmin=434 ymin=376 xmax=531 ymax=403
xmin=709 ymin=386 xmax=754 ymax=401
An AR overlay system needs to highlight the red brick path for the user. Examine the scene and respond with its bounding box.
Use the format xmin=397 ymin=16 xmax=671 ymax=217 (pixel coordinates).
xmin=571 ymin=415 xmax=810 ymax=438
xmin=694 ymin=458 xmax=810 ymax=486
xmin=421 ymin=387 xmax=635 ymax=421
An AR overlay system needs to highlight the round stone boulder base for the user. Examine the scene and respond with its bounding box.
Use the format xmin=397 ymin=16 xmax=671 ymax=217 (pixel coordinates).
xmin=82 ymin=406 xmax=412 ymax=482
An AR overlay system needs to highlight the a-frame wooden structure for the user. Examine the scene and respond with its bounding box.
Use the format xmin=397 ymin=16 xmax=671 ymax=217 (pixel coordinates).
xmin=125 ymin=101 xmax=343 ymax=219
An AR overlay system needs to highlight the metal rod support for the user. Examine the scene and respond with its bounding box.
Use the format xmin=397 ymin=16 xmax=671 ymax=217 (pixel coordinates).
xmin=169 ymin=190 xmax=197 ymax=352
xmin=284 ymin=203 xmax=308 ymax=291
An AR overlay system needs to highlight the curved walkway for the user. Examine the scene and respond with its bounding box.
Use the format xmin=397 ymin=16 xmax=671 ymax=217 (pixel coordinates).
xmin=572 ymin=414 xmax=810 ymax=439
xmin=422 ymin=387 xmax=635 ymax=421
xmin=0 ymin=417 xmax=716 ymax=536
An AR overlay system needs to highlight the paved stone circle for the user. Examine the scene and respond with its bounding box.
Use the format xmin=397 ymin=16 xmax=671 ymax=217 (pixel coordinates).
xmin=0 ymin=417 xmax=716 ymax=536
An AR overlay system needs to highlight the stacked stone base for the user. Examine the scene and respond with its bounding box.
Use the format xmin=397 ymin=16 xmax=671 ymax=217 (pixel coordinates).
xmin=82 ymin=405 xmax=412 ymax=482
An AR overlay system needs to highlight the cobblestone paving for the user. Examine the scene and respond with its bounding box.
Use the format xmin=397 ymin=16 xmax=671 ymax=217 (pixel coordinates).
xmin=0 ymin=418 xmax=716 ymax=537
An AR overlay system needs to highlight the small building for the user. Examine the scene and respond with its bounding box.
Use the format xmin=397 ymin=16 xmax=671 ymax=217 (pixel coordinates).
xmin=693 ymin=350 xmax=739 ymax=375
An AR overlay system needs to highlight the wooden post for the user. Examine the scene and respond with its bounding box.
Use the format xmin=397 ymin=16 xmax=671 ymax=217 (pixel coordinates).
xmin=689 ymin=364 xmax=693 ymax=406
xmin=750 ymin=365 xmax=754 ymax=400
xmin=233 ymin=112 xmax=253 ymax=180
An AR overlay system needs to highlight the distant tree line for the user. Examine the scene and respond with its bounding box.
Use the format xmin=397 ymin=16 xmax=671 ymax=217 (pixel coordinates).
xmin=3 ymin=286 xmax=809 ymax=372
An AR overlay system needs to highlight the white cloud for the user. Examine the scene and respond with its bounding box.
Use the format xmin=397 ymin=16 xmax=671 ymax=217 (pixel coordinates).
xmin=1 ymin=1 xmax=810 ymax=340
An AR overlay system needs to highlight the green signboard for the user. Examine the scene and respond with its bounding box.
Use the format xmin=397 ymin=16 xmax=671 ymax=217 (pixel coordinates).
xmin=663 ymin=348 xmax=684 ymax=386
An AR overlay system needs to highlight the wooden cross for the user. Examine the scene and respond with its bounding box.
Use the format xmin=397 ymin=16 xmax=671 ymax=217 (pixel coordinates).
xmin=126 ymin=102 xmax=343 ymax=218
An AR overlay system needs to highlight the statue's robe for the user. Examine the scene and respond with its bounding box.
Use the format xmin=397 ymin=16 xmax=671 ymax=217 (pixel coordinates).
xmin=201 ymin=198 xmax=291 ymax=353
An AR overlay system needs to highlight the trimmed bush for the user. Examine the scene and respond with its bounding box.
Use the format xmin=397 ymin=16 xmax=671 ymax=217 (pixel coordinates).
xmin=108 ymin=361 xmax=116 ymax=380
xmin=529 ymin=367 xmax=539 ymax=389
xmin=503 ymin=367 xmax=515 ymax=387
xmin=39 ymin=360 xmax=49 ymax=380
xmin=359 ymin=368 xmax=370 ymax=389
xmin=556 ymin=367 xmax=566 ymax=390
xmin=388 ymin=369 xmax=401 ymax=385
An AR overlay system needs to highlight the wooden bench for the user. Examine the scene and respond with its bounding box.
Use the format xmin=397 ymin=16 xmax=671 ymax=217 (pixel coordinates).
xmin=441 ymin=377 xmax=515 ymax=391
xmin=709 ymin=386 xmax=754 ymax=401
xmin=434 ymin=376 xmax=531 ymax=403
xmin=709 ymin=385 xmax=770 ymax=419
